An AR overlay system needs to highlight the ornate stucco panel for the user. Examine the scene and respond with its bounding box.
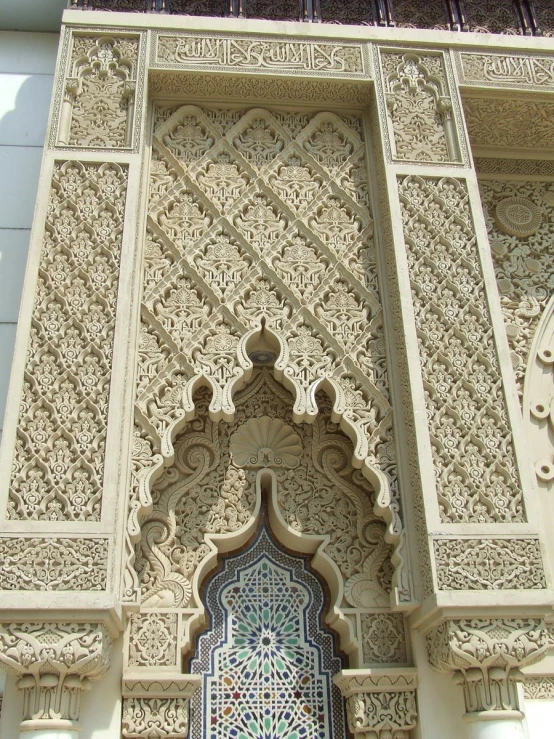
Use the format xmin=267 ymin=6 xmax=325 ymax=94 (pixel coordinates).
xmin=124 ymin=101 xmax=414 ymax=615
xmin=5 ymin=161 xmax=128 ymax=523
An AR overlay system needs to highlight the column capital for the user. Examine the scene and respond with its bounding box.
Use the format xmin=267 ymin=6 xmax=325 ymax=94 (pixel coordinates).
xmin=334 ymin=669 xmax=418 ymax=739
xmin=0 ymin=622 xmax=111 ymax=725
xmin=426 ymin=617 xmax=551 ymax=712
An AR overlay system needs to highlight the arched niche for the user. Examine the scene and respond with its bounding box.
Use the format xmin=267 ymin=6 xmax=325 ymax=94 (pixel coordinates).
xmin=133 ymin=368 xmax=400 ymax=667
xmin=187 ymin=516 xmax=348 ymax=739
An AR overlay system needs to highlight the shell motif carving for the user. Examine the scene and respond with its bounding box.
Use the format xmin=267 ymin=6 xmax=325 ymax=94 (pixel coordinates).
xmin=495 ymin=196 xmax=542 ymax=238
xmin=229 ymin=416 xmax=302 ymax=468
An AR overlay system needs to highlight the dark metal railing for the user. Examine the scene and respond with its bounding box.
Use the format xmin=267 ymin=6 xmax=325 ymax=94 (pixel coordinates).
xmin=68 ymin=0 xmax=549 ymax=35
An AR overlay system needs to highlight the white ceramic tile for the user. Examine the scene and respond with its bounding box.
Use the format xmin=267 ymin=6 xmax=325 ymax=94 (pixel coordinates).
xmin=0 ymin=31 xmax=59 ymax=74
xmin=0 ymin=73 xmax=53 ymax=146
xmin=0 ymin=323 xmax=17 ymax=432
xmin=0 ymin=229 xmax=30 ymax=322
xmin=0 ymin=146 xmax=42 ymax=229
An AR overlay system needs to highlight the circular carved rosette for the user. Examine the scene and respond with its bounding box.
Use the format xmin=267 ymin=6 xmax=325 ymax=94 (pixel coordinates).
xmin=495 ymin=196 xmax=542 ymax=238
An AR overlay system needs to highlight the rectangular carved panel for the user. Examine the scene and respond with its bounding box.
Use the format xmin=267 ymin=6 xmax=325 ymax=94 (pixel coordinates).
xmin=0 ymin=537 xmax=109 ymax=590
xmin=433 ymin=538 xmax=545 ymax=589
xmin=399 ymin=175 xmax=524 ymax=523
xmin=379 ymin=50 xmax=460 ymax=163
xmin=61 ymin=35 xmax=139 ymax=148
xmin=7 ymin=161 xmax=128 ymax=521
xmin=153 ymin=32 xmax=368 ymax=78
xmin=458 ymin=51 xmax=554 ymax=91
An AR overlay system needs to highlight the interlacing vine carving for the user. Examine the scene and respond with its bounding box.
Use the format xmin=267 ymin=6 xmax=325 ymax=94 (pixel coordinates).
xmin=125 ymin=104 xmax=411 ymax=607
xmin=400 ymin=175 xmax=524 ymax=523
xmin=479 ymin=180 xmax=554 ymax=399
xmin=7 ymin=162 xmax=128 ymax=521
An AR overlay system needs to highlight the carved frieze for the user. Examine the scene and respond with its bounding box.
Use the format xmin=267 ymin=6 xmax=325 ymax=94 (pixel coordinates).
xmin=7 ymin=161 xmax=128 ymax=521
xmin=153 ymin=32 xmax=368 ymax=78
xmin=524 ymin=677 xmax=554 ymax=699
xmin=0 ymin=537 xmax=108 ymax=591
xmin=458 ymin=52 xmax=554 ymax=91
xmin=475 ymin=158 xmax=554 ymax=177
xmin=122 ymin=697 xmax=190 ymax=738
xmin=148 ymin=71 xmax=373 ymax=106
xmin=433 ymin=538 xmax=546 ymax=590
xmin=400 ymin=175 xmax=524 ymax=523
xmin=60 ymin=34 xmax=139 ymax=148
xmin=464 ymin=97 xmax=554 ymax=153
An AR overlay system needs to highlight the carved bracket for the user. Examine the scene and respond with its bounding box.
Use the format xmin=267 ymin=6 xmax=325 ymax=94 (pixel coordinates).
xmin=334 ymin=668 xmax=418 ymax=739
xmin=122 ymin=675 xmax=200 ymax=739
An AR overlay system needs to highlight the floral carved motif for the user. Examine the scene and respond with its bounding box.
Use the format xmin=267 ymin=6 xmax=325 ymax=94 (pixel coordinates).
xmin=479 ymin=180 xmax=554 ymax=399
xmin=128 ymin=613 xmax=178 ymax=668
xmin=63 ymin=35 xmax=139 ymax=147
xmin=122 ymin=697 xmax=190 ymax=738
xmin=381 ymin=51 xmax=455 ymax=162
xmin=0 ymin=537 xmax=108 ymax=591
xmin=334 ymin=669 xmax=418 ymax=739
xmin=426 ymin=618 xmax=551 ymax=712
xmin=524 ymin=677 xmax=554 ymax=699
xmin=392 ymin=0 xmax=448 ymax=29
xmin=400 ymin=175 xmax=524 ymax=523
xmin=463 ymin=0 xmax=521 ymax=35
xmin=433 ymin=538 xmax=546 ymax=590
xmin=360 ymin=613 xmax=407 ymax=664
xmin=7 ymin=161 xmax=128 ymax=521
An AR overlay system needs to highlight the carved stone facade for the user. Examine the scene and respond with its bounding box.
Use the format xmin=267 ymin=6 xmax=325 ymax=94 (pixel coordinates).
xmin=1 ymin=8 xmax=554 ymax=739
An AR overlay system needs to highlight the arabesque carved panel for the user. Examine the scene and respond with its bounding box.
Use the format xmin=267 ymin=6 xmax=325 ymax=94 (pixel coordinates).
xmin=400 ymin=175 xmax=524 ymax=523
xmin=0 ymin=537 xmax=108 ymax=590
xmin=433 ymin=538 xmax=545 ymax=590
xmin=7 ymin=161 xmax=128 ymax=521
xmin=63 ymin=35 xmax=139 ymax=148
xmin=478 ymin=180 xmax=554 ymax=399
xmin=464 ymin=97 xmax=554 ymax=153
xmin=380 ymin=50 xmax=458 ymax=163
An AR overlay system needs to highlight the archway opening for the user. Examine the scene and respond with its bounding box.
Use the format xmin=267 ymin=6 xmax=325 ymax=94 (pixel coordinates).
xmin=188 ymin=511 xmax=347 ymax=739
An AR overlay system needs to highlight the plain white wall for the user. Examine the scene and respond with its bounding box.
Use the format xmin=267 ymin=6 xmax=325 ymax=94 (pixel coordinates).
xmin=0 ymin=31 xmax=59 ymax=440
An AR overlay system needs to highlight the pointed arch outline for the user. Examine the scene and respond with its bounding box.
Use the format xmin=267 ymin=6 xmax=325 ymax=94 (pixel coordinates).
xmin=125 ymin=323 xmax=409 ymax=611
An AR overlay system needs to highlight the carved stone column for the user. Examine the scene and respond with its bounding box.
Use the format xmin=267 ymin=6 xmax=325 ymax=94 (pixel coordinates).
xmin=334 ymin=668 xmax=418 ymax=739
xmin=426 ymin=618 xmax=551 ymax=738
xmin=0 ymin=622 xmax=111 ymax=738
